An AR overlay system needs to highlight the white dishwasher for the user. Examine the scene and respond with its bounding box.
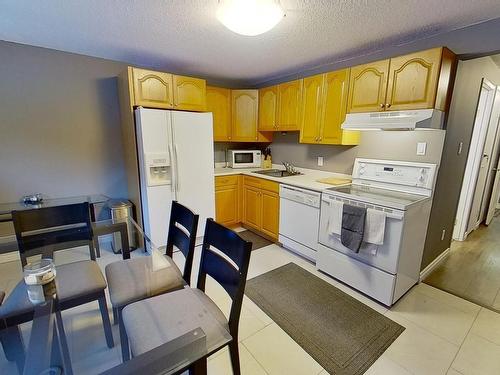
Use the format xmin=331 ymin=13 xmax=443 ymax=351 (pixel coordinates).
xmin=279 ymin=184 xmax=321 ymax=262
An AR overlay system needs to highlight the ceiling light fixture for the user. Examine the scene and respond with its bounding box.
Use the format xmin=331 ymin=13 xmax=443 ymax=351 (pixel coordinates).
xmin=216 ymin=0 xmax=285 ymax=36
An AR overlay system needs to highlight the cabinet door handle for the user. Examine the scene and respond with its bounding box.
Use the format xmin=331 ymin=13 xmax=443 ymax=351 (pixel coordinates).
xmin=379 ymin=103 xmax=385 ymax=109
xmin=385 ymin=103 xmax=392 ymax=108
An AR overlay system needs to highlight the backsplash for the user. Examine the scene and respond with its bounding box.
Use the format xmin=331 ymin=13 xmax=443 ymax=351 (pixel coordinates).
xmin=214 ymin=131 xmax=446 ymax=174
xmin=265 ymin=130 xmax=446 ymax=174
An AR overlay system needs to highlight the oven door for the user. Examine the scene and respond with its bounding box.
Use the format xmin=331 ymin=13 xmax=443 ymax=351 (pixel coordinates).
xmin=318 ymin=194 xmax=405 ymax=274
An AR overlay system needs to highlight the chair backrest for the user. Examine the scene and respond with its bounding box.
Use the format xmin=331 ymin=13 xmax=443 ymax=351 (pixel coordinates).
xmin=197 ymin=219 xmax=252 ymax=337
xmin=165 ymin=201 xmax=199 ymax=284
xmin=12 ymin=202 xmax=93 ymax=265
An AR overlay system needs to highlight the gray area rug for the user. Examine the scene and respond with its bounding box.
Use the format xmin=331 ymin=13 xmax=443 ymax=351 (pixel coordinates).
xmin=237 ymin=230 xmax=272 ymax=251
xmin=245 ymin=263 xmax=404 ymax=375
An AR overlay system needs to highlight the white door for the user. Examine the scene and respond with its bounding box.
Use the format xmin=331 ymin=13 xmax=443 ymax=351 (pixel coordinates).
xmin=486 ymin=155 xmax=500 ymax=225
xmin=170 ymin=111 xmax=215 ymax=238
xmin=454 ymin=79 xmax=496 ymax=240
xmin=135 ymin=108 xmax=174 ymax=248
xmin=469 ymin=86 xmax=500 ymax=230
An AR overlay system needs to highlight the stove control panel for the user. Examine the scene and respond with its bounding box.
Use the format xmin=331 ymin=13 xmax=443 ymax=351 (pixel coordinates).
xmin=353 ymin=158 xmax=437 ymax=190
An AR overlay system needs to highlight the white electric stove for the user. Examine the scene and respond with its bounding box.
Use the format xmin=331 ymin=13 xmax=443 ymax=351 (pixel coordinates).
xmin=317 ymin=158 xmax=437 ymax=306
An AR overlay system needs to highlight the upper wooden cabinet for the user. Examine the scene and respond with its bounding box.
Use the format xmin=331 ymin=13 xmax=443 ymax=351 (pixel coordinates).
xmin=322 ymin=69 xmax=359 ymax=145
xmin=347 ymin=60 xmax=390 ymax=113
xmin=231 ymin=90 xmax=272 ymax=143
xmin=206 ymin=86 xmax=231 ymax=141
xmin=300 ymin=74 xmax=324 ymax=143
xmin=385 ymin=48 xmax=442 ymax=111
xmin=132 ymin=68 xmax=174 ymax=109
xmin=128 ymin=67 xmax=206 ymax=111
xmin=347 ymin=47 xmax=456 ymax=113
xmin=300 ymin=69 xmax=359 ymax=145
xmin=232 ymin=90 xmax=258 ymax=141
xmin=277 ymin=79 xmax=303 ymax=130
xmin=172 ymin=75 xmax=206 ymax=111
xmin=258 ymin=86 xmax=278 ymax=131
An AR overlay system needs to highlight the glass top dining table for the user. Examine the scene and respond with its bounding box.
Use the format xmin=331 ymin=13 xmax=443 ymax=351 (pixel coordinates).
xmin=0 ymin=216 xmax=232 ymax=375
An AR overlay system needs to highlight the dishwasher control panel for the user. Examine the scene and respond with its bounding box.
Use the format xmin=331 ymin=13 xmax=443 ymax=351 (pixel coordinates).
xmin=280 ymin=185 xmax=321 ymax=208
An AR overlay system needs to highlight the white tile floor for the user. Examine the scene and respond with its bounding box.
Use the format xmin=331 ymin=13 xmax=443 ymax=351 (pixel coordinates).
xmin=2 ymin=241 xmax=500 ymax=374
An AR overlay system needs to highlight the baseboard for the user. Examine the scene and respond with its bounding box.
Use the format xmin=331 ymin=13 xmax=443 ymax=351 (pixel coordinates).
xmin=0 ymin=251 xmax=20 ymax=263
xmin=419 ymin=248 xmax=450 ymax=282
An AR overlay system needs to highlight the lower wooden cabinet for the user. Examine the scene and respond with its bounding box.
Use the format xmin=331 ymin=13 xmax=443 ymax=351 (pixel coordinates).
xmin=260 ymin=190 xmax=280 ymax=239
xmin=215 ymin=175 xmax=241 ymax=227
xmin=242 ymin=176 xmax=280 ymax=240
xmin=242 ymin=185 xmax=261 ymax=230
xmin=214 ymin=175 xmax=280 ymax=240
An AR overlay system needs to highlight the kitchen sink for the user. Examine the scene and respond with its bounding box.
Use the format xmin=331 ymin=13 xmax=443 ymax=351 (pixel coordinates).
xmin=252 ymin=169 xmax=303 ymax=178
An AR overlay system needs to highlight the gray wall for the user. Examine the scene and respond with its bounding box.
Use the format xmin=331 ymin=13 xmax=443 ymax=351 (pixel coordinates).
xmin=0 ymin=41 xmax=127 ymax=235
xmin=271 ymin=131 xmax=446 ymax=175
xmin=421 ymin=56 xmax=500 ymax=269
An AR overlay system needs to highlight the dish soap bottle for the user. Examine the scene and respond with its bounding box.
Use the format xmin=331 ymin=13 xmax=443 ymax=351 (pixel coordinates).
xmin=262 ymin=147 xmax=272 ymax=169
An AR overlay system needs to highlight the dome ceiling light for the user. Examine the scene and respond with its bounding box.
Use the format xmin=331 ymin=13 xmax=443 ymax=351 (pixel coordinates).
xmin=216 ymin=0 xmax=285 ymax=36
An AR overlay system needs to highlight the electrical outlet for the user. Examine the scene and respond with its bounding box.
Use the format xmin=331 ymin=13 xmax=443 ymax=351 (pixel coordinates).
xmin=441 ymin=229 xmax=446 ymax=241
xmin=317 ymin=156 xmax=324 ymax=167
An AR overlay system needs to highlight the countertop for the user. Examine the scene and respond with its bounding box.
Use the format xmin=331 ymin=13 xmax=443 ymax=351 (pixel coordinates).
xmin=214 ymin=165 xmax=352 ymax=192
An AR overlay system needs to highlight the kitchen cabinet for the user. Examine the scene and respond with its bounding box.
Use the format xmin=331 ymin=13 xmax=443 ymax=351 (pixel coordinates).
xmin=300 ymin=74 xmax=324 ymax=143
xmin=321 ymin=69 xmax=359 ymax=145
xmin=300 ymin=69 xmax=359 ymax=145
xmin=347 ymin=59 xmax=390 ymax=113
xmin=215 ymin=175 xmax=240 ymax=226
xmin=172 ymin=75 xmax=206 ymax=111
xmin=131 ymin=68 xmax=174 ymax=109
xmin=129 ymin=67 xmax=207 ymax=111
xmin=260 ymin=190 xmax=280 ymax=238
xmin=258 ymin=80 xmax=303 ymax=131
xmin=207 ymin=86 xmax=232 ymax=141
xmin=232 ymin=90 xmax=273 ymax=142
xmin=385 ymin=48 xmax=444 ymax=111
xmin=258 ymin=85 xmax=278 ymax=131
xmin=347 ymin=47 xmax=456 ymax=113
xmin=278 ymin=79 xmax=303 ymax=130
xmin=242 ymin=176 xmax=279 ymax=240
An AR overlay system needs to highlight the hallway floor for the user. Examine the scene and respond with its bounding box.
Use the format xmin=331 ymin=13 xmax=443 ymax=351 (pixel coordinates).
xmin=425 ymin=214 xmax=500 ymax=312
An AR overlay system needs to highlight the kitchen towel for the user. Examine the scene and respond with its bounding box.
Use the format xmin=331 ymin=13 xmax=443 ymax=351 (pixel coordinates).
xmin=327 ymin=199 xmax=344 ymax=236
xmin=363 ymin=208 xmax=386 ymax=245
xmin=341 ymin=204 xmax=366 ymax=252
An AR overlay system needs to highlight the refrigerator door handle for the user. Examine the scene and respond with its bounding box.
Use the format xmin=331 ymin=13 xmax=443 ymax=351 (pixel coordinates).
xmin=174 ymin=144 xmax=180 ymax=192
xmin=168 ymin=145 xmax=175 ymax=192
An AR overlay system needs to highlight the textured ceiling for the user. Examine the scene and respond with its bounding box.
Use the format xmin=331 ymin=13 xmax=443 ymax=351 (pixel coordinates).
xmin=1 ymin=0 xmax=500 ymax=86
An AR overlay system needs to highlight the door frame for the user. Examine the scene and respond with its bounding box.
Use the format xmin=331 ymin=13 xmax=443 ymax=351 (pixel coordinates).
xmin=453 ymin=79 xmax=497 ymax=241
xmin=479 ymin=86 xmax=500 ymax=224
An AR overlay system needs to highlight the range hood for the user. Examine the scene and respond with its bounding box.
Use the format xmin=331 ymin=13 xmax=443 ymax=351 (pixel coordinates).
xmin=341 ymin=109 xmax=444 ymax=131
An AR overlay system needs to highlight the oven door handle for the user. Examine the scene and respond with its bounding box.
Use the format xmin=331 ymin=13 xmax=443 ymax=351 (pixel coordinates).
xmin=321 ymin=197 xmax=404 ymax=220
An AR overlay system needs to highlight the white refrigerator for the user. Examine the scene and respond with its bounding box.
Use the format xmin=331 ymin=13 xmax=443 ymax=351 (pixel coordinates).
xmin=135 ymin=107 xmax=215 ymax=248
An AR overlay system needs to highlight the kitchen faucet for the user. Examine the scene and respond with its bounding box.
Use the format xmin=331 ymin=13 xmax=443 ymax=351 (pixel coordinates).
xmin=282 ymin=161 xmax=299 ymax=175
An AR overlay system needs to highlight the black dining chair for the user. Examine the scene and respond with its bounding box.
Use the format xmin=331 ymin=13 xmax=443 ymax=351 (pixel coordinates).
xmin=0 ymin=202 xmax=114 ymax=373
xmin=13 ymin=202 xmax=96 ymax=266
xmin=105 ymin=200 xmax=199 ymax=361
xmin=121 ymin=218 xmax=252 ymax=374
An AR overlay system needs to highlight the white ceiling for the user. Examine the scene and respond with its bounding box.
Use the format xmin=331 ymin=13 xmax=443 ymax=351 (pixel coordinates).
xmin=2 ymin=0 xmax=500 ymax=86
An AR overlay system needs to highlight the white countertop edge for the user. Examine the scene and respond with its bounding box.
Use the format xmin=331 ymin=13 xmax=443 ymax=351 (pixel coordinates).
xmin=214 ymin=163 xmax=352 ymax=192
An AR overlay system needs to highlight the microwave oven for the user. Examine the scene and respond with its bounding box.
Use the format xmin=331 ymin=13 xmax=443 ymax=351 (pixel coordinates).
xmin=227 ymin=150 xmax=262 ymax=168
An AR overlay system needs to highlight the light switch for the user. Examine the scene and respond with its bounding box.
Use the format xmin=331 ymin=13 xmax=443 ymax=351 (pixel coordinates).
xmin=417 ymin=142 xmax=427 ymax=156
xmin=317 ymin=156 xmax=324 ymax=166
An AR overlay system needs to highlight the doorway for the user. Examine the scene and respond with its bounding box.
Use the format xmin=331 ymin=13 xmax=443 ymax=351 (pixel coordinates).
xmin=425 ymin=71 xmax=500 ymax=312
xmin=453 ymin=80 xmax=500 ymax=241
